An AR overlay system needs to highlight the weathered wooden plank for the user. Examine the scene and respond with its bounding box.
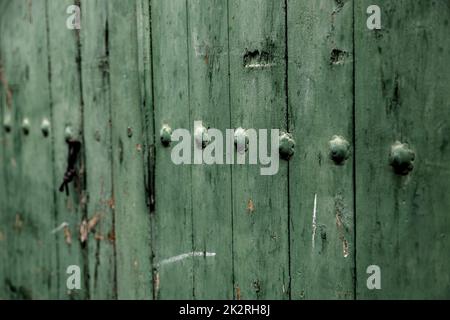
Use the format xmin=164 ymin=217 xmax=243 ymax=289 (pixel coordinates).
xmin=151 ymin=0 xmax=194 ymax=299
xmin=0 ymin=4 xmax=9 ymax=298
xmin=0 ymin=0 xmax=57 ymax=299
xmin=107 ymin=0 xmax=152 ymax=299
xmin=136 ymin=0 xmax=157 ymax=299
xmin=0 ymin=3 xmax=5 ymax=298
xmin=80 ymin=0 xmax=116 ymax=299
xmin=46 ymin=0 xmax=87 ymax=299
xmin=0 ymin=99 xmax=4 ymax=299
xmin=135 ymin=0 xmax=154 ymax=218
xmin=355 ymin=0 xmax=450 ymax=298
xmin=288 ymin=0 xmax=355 ymax=299
xmin=187 ymin=0 xmax=233 ymax=299
xmin=0 ymin=120 xmax=5 ymax=299
xmin=0 ymin=1 xmax=24 ymax=299
xmin=228 ymin=0 xmax=290 ymax=299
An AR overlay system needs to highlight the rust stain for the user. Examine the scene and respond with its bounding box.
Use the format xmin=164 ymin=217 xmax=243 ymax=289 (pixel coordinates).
xmin=335 ymin=195 xmax=350 ymax=258
xmin=79 ymin=220 xmax=88 ymax=243
xmin=247 ymin=199 xmax=255 ymax=213
xmin=0 ymin=65 xmax=13 ymax=109
xmin=94 ymin=232 xmax=104 ymax=241
xmin=80 ymin=213 xmax=102 ymax=243
xmin=235 ymin=286 xmax=241 ymax=300
xmin=64 ymin=226 xmax=72 ymax=245
xmin=107 ymin=197 xmax=115 ymax=209
xmin=0 ymin=230 xmax=5 ymax=241
xmin=154 ymin=271 xmax=160 ymax=295
xmin=342 ymin=239 xmax=349 ymax=258
xmin=87 ymin=213 xmax=102 ymax=231
xmin=14 ymin=214 xmax=23 ymax=231
xmin=107 ymin=228 xmax=116 ymax=242
xmin=336 ymin=290 xmax=352 ymax=299
xmin=336 ymin=212 xmax=343 ymax=229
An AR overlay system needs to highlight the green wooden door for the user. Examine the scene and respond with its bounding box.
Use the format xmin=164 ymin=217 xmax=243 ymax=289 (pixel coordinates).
xmin=0 ymin=0 xmax=449 ymax=299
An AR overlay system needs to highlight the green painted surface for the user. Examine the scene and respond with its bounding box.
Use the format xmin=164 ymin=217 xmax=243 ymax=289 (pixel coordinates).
xmin=46 ymin=0 xmax=86 ymax=299
xmin=108 ymin=0 xmax=152 ymax=299
xmin=0 ymin=0 xmax=57 ymax=299
xmin=0 ymin=50 xmax=4 ymax=299
xmin=187 ymin=0 xmax=234 ymax=299
xmin=80 ymin=0 xmax=116 ymax=299
xmin=228 ymin=0 xmax=290 ymax=300
xmin=0 ymin=0 xmax=449 ymax=300
xmin=288 ymin=0 xmax=355 ymax=299
xmin=355 ymin=0 xmax=450 ymax=299
xmin=151 ymin=0 xmax=193 ymax=299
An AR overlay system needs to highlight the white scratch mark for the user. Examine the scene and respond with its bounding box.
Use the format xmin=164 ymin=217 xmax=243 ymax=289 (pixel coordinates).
xmin=157 ymin=252 xmax=216 ymax=267
xmin=154 ymin=271 xmax=160 ymax=295
xmin=245 ymin=63 xmax=276 ymax=69
xmin=312 ymin=193 xmax=317 ymax=249
xmin=51 ymin=222 xmax=69 ymax=234
xmin=343 ymin=240 xmax=349 ymax=258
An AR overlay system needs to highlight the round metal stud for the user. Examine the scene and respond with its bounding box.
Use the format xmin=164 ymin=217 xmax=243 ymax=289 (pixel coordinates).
xmin=329 ymin=135 xmax=350 ymax=165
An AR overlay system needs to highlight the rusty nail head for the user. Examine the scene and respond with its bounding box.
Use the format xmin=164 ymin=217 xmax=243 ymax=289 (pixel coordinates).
xmin=41 ymin=118 xmax=51 ymax=137
xmin=194 ymin=123 xmax=210 ymax=149
xmin=3 ymin=114 xmax=12 ymax=133
xmin=389 ymin=141 xmax=415 ymax=175
xmin=22 ymin=118 xmax=30 ymax=135
xmin=65 ymin=126 xmax=73 ymax=141
xmin=160 ymin=124 xmax=172 ymax=147
xmin=329 ymin=135 xmax=350 ymax=165
xmin=279 ymin=132 xmax=295 ymax=160
xmin=234 ymin=127 xmax=248 ymax=154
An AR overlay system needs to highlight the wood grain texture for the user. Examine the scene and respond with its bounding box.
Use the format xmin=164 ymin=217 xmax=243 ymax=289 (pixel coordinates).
xmin=0 ymin=0 xmax=449 ymax=300
xmin=0 ymin=0 xmax=57 ymax=299
xmin=355 ymin=0 xmax=450 ymax=299
xmin=288 ymin=0 xmax=355 ymax=299
xmin=0 ymin=3 xmax=7 ymax=299
xmin=80 ymin=0 xmax=116 ymax=299
xmin=0 ymin=2 xmax=12 ymax=298
xmin=0 ymin=102 xmax=4 ymax=299
xmin=187 ymin=0 xmax=234 ymax=299
xmin=151 ymin=0 xmax=194 ymax=299
xmin=0 ymin=1 xmax=23 ymax=299
xmin=228 ymin=0 xmax=290 ymax=299
xmin=108 ymin=0 xmax=152 ymax=299
xmin=46 ymin=0 xmax=87 ymax=299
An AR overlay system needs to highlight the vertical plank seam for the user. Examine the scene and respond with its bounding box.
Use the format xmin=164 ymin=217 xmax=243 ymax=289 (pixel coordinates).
xmin=226 ymin=0 xmax=236 ymax=300
xmin=185 ymin=0 xmax=195 ymax=300
xmin=74 ymin=0 xmax=90 ymax=300
xmin=0 ymin=14 xmax=7 ymax=299
xmin=135 ymin=0 xmax=153 ymax=300
xmin=44 ymin=0 xmax=60 ymax=299
xmin=148 ymin=0 xmax=158 ymax=301
xmin=284 ymin=0 xmax=292 ymax=300
xmin=103 ymin=0 xmax=118 ymax=299
xmin=352 ymin=0 xmax=358 ymax=301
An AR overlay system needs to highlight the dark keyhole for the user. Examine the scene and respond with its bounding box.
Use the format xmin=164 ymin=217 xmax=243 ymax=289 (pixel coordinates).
xmin=59 ymin=140 xmax=81 ymax=195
